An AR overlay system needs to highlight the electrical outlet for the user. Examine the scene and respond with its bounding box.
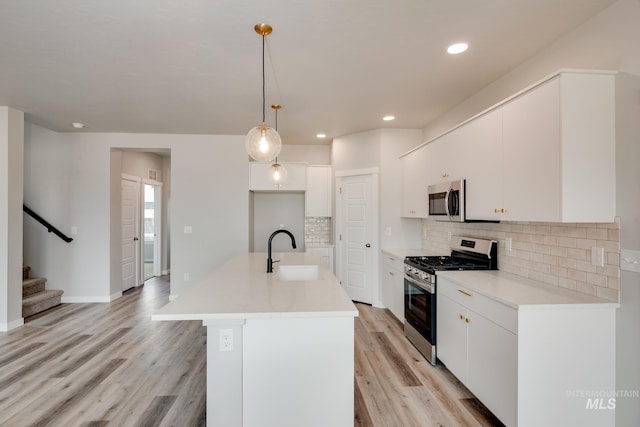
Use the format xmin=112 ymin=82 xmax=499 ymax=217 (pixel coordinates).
xmin=184 ymin=226 xmax=193 ymax=234
xmin=447 ymin=231 xmax=452 ymax=241
xmin=183 ymin=272 xmax=190 ymax=281
xmin=505 ymin=237 xmax=512 ymax=252
xmin=219 ymin=329 xmax=233 ymax=352
xmin=422 ymin=228 xmax=427 ymax=239
xmin=385 ymin=227 xmax=392 ymax=237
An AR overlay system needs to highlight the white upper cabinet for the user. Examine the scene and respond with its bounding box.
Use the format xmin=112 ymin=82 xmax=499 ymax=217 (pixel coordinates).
xmin=305 ymin=165 xmax=332 ymax=217
xmin=405 ymin=70 xmax=616 ymax=223
xmin=499 ymin=72 xmax=616 ymax=222
xmin=401 ymin=144 xmax=429 ymax=218
xmin=249 ymin=162 xmax=307 ymax=192
xmin=460 ymin=108 xmax=504 ymax=221
xmin=425 ymin=129 xmax=465 ymax=186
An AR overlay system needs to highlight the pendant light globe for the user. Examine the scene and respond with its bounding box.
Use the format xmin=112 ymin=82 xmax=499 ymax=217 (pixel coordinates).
xmin=246 ymin=23 xmax=282 ymax=162
xmin=246 ymin=123 xmax=282 ymax=162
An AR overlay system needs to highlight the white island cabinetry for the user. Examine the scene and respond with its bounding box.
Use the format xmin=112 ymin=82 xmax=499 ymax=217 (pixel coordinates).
xmin=437 ymin=271 xmax=617 ymax=427
xmin=152 ymin=252 xmax=357 ymax=427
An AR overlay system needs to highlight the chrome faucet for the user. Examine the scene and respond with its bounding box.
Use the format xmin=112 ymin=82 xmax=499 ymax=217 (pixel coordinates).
xmin=267 ymin=229 xmax=297 ymax=273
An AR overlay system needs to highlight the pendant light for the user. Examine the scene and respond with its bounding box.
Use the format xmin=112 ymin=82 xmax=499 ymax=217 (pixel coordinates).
xmin=246 ymin=23 xmax=282 ymax=162
xmin=270 ymin=104 xmax=287 ymax=188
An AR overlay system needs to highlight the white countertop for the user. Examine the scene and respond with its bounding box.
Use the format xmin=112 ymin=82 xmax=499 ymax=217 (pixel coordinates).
xmin=152 ymin=252 xmax=358 ymax=321
xmin=437 ymin=270 xmax=619 ymax=310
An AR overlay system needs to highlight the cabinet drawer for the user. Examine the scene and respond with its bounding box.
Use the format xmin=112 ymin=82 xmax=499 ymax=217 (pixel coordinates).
xmin=438 ymin=279 xmax=517 ymax=334
xmin=381 ymin=252 xmax=404 ymax=271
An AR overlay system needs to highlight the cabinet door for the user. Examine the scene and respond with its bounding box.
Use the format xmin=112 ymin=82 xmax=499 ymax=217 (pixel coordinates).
xmin=401 ymin=145 xmax=429 ymax=218
xmin=466 ymin=311 xmax=517 ymax=426
xmin=250 ymin=162 xmax=307 ymax=191
xmin=381 ymin=255 xmax=404 ymax=322
xmin=424 ymin=132 xmax=462 ymax=187
xmin=502 ymin=77 xmax=561 ymax=221
xmin=305 ymin=166 xmax=332 ymax=217
xmin=436 ymin=293 xmax=468 ymax=383
xmin=459 ymin=109 xmax=504 ymax=221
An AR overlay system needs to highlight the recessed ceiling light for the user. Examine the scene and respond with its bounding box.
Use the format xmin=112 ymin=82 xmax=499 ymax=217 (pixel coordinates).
xmin=72 ymin=122 xmax=85 ymax=129
xmin=383 ymin=115 xmax=395 ymax=121
xmin=447 ymin=42 xmax=468 ymax=54
xmin=316 ymin=133 xmax=327 ymax=139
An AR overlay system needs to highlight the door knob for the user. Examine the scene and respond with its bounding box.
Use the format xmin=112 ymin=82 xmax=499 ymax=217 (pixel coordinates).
xmin=365 ymin=243 xmax=371 ymax=248
xmin=133 ymin=237 xmax=139 ymax=241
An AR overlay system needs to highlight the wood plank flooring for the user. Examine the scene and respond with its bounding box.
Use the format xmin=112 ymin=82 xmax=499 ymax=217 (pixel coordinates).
xmin=0 ymin=276 xmax=502 ymax=426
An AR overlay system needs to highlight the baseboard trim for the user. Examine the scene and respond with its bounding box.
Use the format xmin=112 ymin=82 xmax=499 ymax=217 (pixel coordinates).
xmin=62 ymin=296 xmax=114 ymax=303
xmin=162 ymin=269 xmax=170 ymax=276
xmin=0 ymin=317 xmax=24 ymax=332
xmin=169 ymin=294 xmax=179 ymax=301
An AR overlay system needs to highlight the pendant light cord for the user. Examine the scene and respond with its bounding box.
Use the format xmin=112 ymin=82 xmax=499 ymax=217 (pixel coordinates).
xmin=261 ymin=34 xmax=266 ymax=124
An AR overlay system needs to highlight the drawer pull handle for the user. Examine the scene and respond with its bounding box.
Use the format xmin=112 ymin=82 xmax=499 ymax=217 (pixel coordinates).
xmin=465 ymin=317 xmax=470 ymax=324
xmin=389 ymin=272 xmax=394 ymax=276
xmin=459 ymin=314 xmax=464 ymax=320
xmin=458 ymin=289 xmax=472 ymax=297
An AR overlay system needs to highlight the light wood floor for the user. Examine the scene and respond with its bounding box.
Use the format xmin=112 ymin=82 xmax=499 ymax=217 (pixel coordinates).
xmin=0 ymin=276 xmax=502 ymax=426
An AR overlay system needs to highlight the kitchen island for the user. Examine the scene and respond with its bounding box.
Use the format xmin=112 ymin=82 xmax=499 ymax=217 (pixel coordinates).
xmin=152 ymin=252 xmax=358 ymax=427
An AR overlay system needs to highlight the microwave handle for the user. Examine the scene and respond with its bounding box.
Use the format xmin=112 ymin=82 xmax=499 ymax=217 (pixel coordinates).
xmin=445 ymin=186 xmax=452 ymax=220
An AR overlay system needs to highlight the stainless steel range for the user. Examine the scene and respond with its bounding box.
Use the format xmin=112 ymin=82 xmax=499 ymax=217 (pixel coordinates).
xmin=403 ymin=236 xmax=497 ymax=365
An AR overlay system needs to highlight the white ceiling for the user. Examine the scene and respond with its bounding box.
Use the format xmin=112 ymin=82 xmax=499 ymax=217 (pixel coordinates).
xmin=0 ymin=0 xmax=617 ymax=145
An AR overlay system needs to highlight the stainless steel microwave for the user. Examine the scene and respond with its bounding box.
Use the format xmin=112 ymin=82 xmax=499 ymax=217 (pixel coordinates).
xmin=428 ymin=179 xmax=465 ymax=222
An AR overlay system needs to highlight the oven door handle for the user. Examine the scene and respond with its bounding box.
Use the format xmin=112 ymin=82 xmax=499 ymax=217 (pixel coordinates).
xmin=405 ymin=274 xmax=434 ymax=294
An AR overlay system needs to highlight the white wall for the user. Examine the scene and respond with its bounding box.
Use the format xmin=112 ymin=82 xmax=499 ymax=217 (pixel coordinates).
xmin=379 ymin=128 xmax=422 ymax=249
xmin=252 ymin=192 xmax=304 ymax=253
xmin=121 ymin=151 xmax=165 ymax=181
xmin=276 ymin=144 xmax=331 ymax=165
xmin=23 ymin=126 xmax=248 ymax=301
xmin=0 ymin=107 xmax=24 ymax=330
xmin=331 ymin=130 xmax=381 ymax=172
xmin=332 ymin=128 xmax=422 ymax=249
xmin=419 ymin=2 xmax=640 ymax=424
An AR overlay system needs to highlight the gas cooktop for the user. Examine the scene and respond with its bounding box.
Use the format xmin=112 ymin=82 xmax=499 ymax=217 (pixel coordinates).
xmin=405 ymin=236 xmax=498 ymax=273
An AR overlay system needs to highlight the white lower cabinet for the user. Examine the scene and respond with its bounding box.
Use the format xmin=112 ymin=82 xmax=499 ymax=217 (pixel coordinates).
xmin=381 ymin=252 xmax=404 ymax=322
xmin=437 ymin=280 xmax=517 ymax=426
xmin=437 ymin=274 xmax=616 ymax=427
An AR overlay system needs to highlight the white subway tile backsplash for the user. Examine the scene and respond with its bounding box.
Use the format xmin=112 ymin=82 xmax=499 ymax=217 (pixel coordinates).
xmin=304 ymin=217 xmax=332 ymax=245
xmin=421 ymin=217 xmax=620 ymax=302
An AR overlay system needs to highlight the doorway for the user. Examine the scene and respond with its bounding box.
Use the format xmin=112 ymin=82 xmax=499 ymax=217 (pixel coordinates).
xmin=122 ymin=175 xmax=141 ymax=292
xmin=143 ymin=181 xmax=162 ymax=280
xmin=335 ymin=170 xmax=379 ymax=305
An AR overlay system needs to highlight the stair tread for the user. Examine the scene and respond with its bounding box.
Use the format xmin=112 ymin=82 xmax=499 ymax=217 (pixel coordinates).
xmin=23 ymin=289 xmax=64 ymax=305
xmin=23 ymin=277 xmax=47 ymax=286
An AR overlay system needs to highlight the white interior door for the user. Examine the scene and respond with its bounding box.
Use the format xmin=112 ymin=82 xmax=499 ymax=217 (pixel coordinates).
xmin=337 ymin=174 xmax=374 ymax=304
xmin=122 ymin=177 xmax=141 ymax=291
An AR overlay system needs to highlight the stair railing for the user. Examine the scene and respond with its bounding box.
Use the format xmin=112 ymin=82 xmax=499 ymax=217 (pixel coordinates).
xmin=23 ymin=205 xmax=73 ymax=243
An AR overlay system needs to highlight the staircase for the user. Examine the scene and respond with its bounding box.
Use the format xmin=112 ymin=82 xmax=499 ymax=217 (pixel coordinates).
xmin=22 ymin=265 xmax=64 ymax=318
